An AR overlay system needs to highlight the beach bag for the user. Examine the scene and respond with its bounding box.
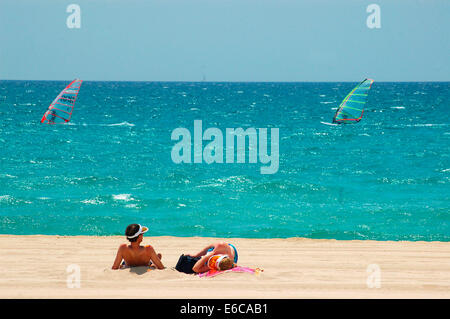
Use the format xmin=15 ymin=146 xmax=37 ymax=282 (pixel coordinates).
xmin=175 ymin=254 xmax=200 ymax=274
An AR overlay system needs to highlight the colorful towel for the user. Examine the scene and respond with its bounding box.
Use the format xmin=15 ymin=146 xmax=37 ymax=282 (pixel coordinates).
xmin=198 ymin=266 xmax=263 ymax=278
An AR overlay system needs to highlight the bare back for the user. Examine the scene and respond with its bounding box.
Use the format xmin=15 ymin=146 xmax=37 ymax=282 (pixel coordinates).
xmin=122 ymin=245 xmax=152 ymax=267
xmin=112 ymin=243 xmax=164 ymax=269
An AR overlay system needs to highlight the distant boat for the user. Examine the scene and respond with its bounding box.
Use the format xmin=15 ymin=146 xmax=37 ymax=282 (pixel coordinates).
xmin=41 ymin=79 xmax=83 ymax=124
xmin=323 ymin=78 xmax=374 ymax=125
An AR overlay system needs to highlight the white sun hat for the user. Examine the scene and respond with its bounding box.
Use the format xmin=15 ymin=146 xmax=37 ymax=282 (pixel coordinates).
xmin=126 ymin=224 xmax=149 ymax=239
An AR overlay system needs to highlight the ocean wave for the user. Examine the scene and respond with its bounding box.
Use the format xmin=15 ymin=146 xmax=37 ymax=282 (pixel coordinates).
xmin=0 ymin=195 xmax=32 ymax=205
xmin=377 ymin=176 xmax=446 ymax=185
xmin=77 ymin=122 xmax=136 ymax=127
xmin=81 ymin=198 xmax=106 ymax=205
xmin=106 ymin=122 xmax=135 ymax=127
xmin=0 ymin=195 xmax=13 ymax=202
xmin=112 ymin=193 xmax=134 ymax=201
xmin=66 ymin=176 xmax=119 ymax=185
xmin=196 ymin=175 xmax=254 ymax=189
xmin=0 ymin=174 xmax=17 ymax=179
xmin=406 ymin=124 xmax=449 ymax=127
xmin=251 ymin=181 xmax=326 ymax=193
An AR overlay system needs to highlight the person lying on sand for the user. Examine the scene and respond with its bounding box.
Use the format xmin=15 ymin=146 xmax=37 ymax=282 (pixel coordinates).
xmin=186 ymin=241 xmax=238 ymax=273
xmin=111 ymin=224 xmax=165 ymax=270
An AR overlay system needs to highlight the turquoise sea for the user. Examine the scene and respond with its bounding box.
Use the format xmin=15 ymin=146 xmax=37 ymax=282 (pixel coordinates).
xmin=0 ymin=80 xmax=449 ymax=241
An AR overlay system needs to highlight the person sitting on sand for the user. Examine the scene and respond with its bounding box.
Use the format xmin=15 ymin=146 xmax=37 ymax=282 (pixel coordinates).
xmin=111 ymin=224 xmax=165 ymax=270
xmin=186 ymin=241 xmax=238 ymax=273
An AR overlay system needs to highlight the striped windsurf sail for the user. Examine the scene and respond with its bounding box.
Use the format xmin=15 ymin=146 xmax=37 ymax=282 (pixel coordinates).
xmin=41 ymin=79 xmax=83 ymax=124
xmin=332 ymin=78 xmax=374 ymax=124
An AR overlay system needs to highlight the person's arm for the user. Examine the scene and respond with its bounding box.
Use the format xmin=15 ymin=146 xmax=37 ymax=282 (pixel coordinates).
xmin=147 ymin=246 xmax=165 ymax=269
xmin=192 ymin=252 xmax=214 ymax=273
xmin=112 ymin=244 xmax=125 ymax=270
xmin=188 ymin=244 xmax=215 ymax=258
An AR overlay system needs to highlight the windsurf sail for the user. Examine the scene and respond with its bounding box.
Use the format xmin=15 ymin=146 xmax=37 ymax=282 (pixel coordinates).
xmin=332 ymin=78 xmax=374 ymax=124
xmin=41 ymin=79 xmax=83 ymax=124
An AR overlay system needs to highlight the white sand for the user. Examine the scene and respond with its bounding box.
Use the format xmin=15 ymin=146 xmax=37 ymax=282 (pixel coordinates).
xmin=0 ymin=235 xmax=449 ymax=298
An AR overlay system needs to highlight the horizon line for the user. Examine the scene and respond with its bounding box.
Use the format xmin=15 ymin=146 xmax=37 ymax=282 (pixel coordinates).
xmin=1 ymin=79 xmax=449 ymax=83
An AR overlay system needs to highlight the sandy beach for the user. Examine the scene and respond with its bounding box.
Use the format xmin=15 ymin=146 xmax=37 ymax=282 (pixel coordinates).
xmin=0 ymin=235 xmax=449 ymax=299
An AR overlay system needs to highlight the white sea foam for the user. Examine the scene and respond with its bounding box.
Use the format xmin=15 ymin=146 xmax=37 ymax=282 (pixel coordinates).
xmin=406 ymin=124 xmax=449 ymax=127
xmin=81 ymin=198 xmax=105 ymax=205
xmin=0 ymin=195 xmax=12 ymax=202
xmin=0 ymin=174 xmax=17 ymax=178
xmin=112 ymin=194 xmax=133 ymax=201
xmin=106 ymin=122 xmax=135 ymax=127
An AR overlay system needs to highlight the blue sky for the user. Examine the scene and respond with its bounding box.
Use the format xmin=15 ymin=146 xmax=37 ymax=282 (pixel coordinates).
xmin=0 ymin=0 xmax=448 ymax=81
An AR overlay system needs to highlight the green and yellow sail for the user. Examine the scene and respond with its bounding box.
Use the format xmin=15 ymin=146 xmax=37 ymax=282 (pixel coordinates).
xmin=333 ymin=78 xmax=374 ymax=124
